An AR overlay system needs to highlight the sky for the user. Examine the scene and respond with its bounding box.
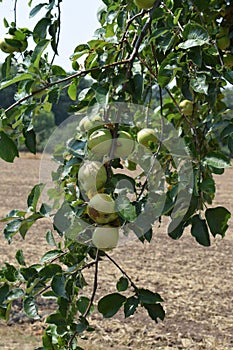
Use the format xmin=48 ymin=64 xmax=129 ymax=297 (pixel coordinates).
xmin=0 ymin=0 xmax=102 ymax=70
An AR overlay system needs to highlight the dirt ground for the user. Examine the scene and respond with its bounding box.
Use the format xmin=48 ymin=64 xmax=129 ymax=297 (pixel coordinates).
xmin=0 ymin=153 xmax=233 ymax=350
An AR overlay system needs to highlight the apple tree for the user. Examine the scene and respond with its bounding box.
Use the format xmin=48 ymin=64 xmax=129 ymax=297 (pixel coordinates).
xmin=0 ymin=0 xmax=232 ymax=349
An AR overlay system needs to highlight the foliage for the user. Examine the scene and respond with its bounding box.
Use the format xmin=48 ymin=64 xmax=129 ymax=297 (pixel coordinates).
xmin=0 ymin=0 xmax=232 ymax=349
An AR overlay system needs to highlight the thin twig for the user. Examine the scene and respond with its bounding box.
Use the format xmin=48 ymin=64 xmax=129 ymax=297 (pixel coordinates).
xmin=104 ymin=252 xmax=138 ymax=291
xmin=14 ymin=0 xmax=18 ymax=25
xmin=83 ymin=250 xmax=99 ymax=318
xmin=115 ymin=9 xmax=145 ymax=62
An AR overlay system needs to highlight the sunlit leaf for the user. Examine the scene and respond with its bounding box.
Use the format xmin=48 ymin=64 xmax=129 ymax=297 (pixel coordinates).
xmin=178 ymin=23 xmax=209 ymax=49
xmin=23 ymin=297 xmax=40 ymax=319
xmin=204 ymin=152 xmax=231 ymax=169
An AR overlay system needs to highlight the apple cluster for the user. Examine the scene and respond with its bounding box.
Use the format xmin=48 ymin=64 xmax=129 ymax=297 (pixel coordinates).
xmin=76 ymin=115 xmax=159 ymax=251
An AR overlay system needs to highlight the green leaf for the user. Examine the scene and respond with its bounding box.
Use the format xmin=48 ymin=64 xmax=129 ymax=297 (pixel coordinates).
xmin=27 ymin=183 xmax=45 ymax=212
xmin=93 ymin=85 xmax=109 ymax=106
xmin=29 ymin=3 xmax=46 ymax=17
xmin=190 ymin=74 xmax=208 ymax=94
xmin=200 ymin=177 xmax=216 ymax=194
xmin=51 ymin=274 xmax=68 ymax=299
xmin=221 ymin=123 xmax=233 ymax=139
xmin=24 ymin=129 xmax=36 ymax=154
xmin=41 ymin=249 xmax=62 ymax=263
xmin=124 ymin=296 xmax=139 ymax=318
xmin=205 ymin=206 xmax=231 ymax=238
xmin=158 ymin=53 xmax=182 ymax=88
xmin=15 ymin=250 xmax=26 ymax=266
xmin=0 ymin=284 xmax=10 ymax=304
xmin=228 ymin=136 xmax=233 ymax=153
xmin=191 ymin=215 xmax=210 ymax=246
xmin=116 ymin=197 xmax=137 ymax=222
xmin=178 ymin=22 xmax=209 ymax=49
xmin=46 ymin=312 xmax=67 ymax=326
xmin=204 ymin=152 xmax=231 ymax=169
xmin=31 ymin=39 xmax=50 ymax=68
xmin=138 ymin=288 xmax=164 ymax=304
xmin=39 ymin=264 xmax=62 ymax=280
xmin=46 ymin=230 xmax=57 ymax=247
xmin=77 ymin=297 xmax=92 ymax=315
xmin=0 ymin=131 xmax=19 ymax=162
xmin=33 ymin=17 xmax=51 ymax=41
xmin=53 ymin=202 xmax=73 ymax=235
xmin=98 ymin=293 xmax=126 ymax=318
xmin=168 ymin=220 xmax=185 ymax=240
xmin=4 ymin=219 xmax=22 ymax=243
xmin=144 ymin=303 xmax=165 ymax=323
xmin=51 ymin=65 xmax=67 ymax=77
xmin=6 ymin=288 xmax=24 ymax=302
xmin=23 ymin=297 xmax=40 ymax=319
xmin=68 ymin=82 xmax=77 ymax=101
xmin=19 ymin=213 xmax=43 ymax=239
xmin=224 ymin=71 xmax=233 ymax=85
xmin=0 ymin=73 xmax=32 ymax=90
xmin=133 ymin=74 xmax=143 ymax=100
xmin=116 ymin=277 xmax=129 ymax=292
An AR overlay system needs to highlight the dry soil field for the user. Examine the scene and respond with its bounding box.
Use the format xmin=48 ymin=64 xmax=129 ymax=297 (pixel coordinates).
xmin=0 ymin=153 xmax=233 ymax=350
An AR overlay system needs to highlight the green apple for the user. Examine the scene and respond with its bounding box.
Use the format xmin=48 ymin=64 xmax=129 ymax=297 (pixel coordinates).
xmin=78 ymin=160 xmax=107 ymax=192
xmin=137 ymin=128 xmax=157 ymax=148
xmin=0 ymin=35 xmax=16 ymax=53
xmin=134 ymin=0 xmax=155 ymax=9
xmin=0 ymin=34 xmax=27 ymax=53
xmin=79 ymin=115 xmax=103 ymax=135
xmin=179 ymin=99 xmax=193 ymax=116
xmin=217 ymin=36 xmax=230 ymax=51
xmin=113 ymin=131 xmax=134 ymax=158
xmin=87 ymin=193 xmax=118 ymax=224
xmin=92 ymin=225 xmax=119 ymax=250
xmin=87 ymin=128 xmax=112 ymax=156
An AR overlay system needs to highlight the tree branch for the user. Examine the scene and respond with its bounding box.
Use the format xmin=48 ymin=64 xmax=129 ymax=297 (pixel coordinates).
xmin=4 ymin=59 xmax=130 ymax=114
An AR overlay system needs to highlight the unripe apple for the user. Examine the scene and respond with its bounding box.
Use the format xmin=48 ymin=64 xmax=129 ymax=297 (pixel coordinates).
xmin=79 ymin=115 xmax=103 ymax=135
xmin=92 ymin=225 xmax=119 ymax=250
xmin=114 ymin=131 xmax=134 ymax=158
xmin=134 ymin=0 xmax=155 ymax=9
xmin=87 ymin=193 xmax=118 ymax=224
xmin=137 ymin=128 xmax=157 ymax=148
xmin=87 ymin=128 xmax=112 ymax=156
xmin=0 ymin=34 xmax=27 ymax=53
xmin=217 ymin=36 xmax=230 ymax=51
xmin=0 ymin=35 xmax=16 ymax=53
xmin=78 ymin=160 xmax=107 ymax=192
xmin=179 ymin=99 xmax=193 ymax=116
